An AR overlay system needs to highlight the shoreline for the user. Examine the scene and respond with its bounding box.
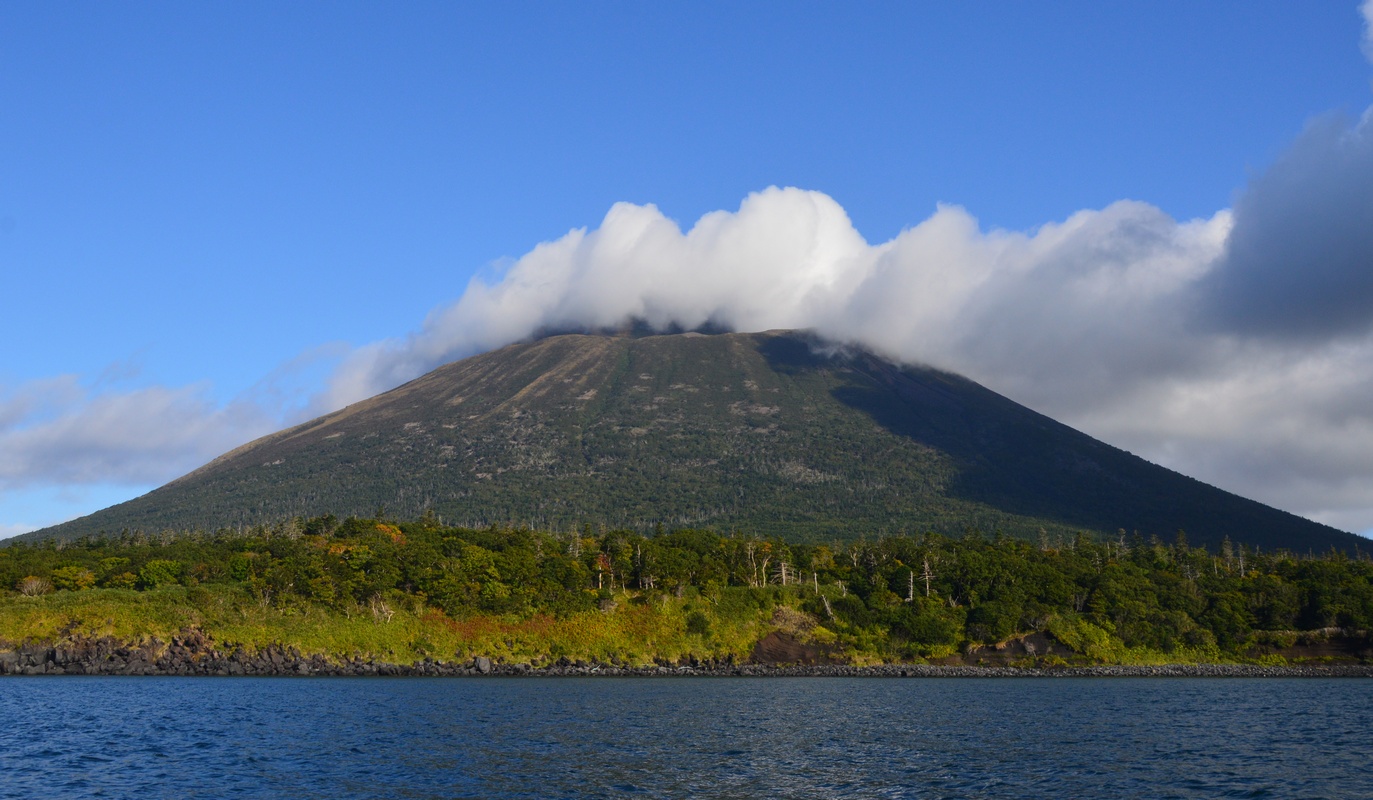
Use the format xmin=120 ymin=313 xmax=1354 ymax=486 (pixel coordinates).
xmin=2 ymin=639 xmax=1370 ymax=678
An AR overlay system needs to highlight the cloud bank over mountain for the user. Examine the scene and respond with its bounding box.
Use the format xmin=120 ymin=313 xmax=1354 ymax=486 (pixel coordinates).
xmin=327 ymin=191 xmax=1229 ymax=412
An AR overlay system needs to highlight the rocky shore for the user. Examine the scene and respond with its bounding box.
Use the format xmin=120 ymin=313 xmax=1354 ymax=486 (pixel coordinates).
xmin=1 ymin=630 xmax=1370 ymax=678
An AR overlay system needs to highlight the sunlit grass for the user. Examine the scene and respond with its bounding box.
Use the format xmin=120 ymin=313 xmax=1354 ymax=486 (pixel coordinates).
xmin=0 ymin=585 xmax=779 ymax=666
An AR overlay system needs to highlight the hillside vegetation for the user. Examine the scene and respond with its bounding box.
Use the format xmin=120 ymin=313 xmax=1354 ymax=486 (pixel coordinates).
xmin=25 ymin=330 xmax=1361 ymax=553
xmin=4 ymin=517 xmax=1370 ymax=668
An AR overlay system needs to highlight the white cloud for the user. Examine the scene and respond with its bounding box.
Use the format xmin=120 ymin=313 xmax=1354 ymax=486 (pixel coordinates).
xmin=0 ymin=378 xmax=274 ymax=491
xmin=317 ymin=189 xmax=876 ymax=412
xmin=0 ymin=341 xmax=347 ymax=506
xmin=321 ymin=187 xmax=1236 ymax=419
xmin=322 ymin=191 xmax=1231 ymax=406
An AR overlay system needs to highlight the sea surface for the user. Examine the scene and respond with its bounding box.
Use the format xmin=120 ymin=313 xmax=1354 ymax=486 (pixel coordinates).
xmin=0 ymin=676 xmax=1369 ymax=799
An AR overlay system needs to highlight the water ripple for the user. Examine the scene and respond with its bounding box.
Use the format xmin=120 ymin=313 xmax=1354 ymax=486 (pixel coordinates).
xmin=0 ymin=677 xmax=1370 ymax=798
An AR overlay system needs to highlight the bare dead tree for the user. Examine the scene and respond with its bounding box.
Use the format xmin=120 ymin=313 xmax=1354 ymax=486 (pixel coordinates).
xmin=369 ymin=594 xmax=394 ymax=623
xmin=16 ymin=576 xmax=51 ymax=596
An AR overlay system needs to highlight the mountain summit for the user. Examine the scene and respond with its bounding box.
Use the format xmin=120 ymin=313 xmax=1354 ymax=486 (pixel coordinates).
xmin=24 ymin=330 xmax=1360 ymax=550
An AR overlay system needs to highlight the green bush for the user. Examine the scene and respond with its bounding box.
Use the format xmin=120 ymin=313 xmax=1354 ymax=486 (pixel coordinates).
xmin=137 ymin=559 xmax=183 ymax=590
xmin=685 ymin=610 xmax=712 ymax=637
xmin=890 ymin=606 xmax=960 ymax=649
xmin=51 ymin=566 xmax=96 ymax=592
xmin=97 ymin=557 xmax=131 ymax=580
xmin=103 ymin=572 xmax=138 ymax=589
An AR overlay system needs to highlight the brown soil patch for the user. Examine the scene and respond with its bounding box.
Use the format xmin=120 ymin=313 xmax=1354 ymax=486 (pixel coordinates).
xmin=929 ymin=631 xmax=1077 ymax=666
xmin=751 ymin=631 xmax=836 ymax=666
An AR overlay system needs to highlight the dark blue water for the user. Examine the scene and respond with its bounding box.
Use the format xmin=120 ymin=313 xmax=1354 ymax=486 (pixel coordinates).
xmin=0 ymin=677 xmax=1369 ymax=799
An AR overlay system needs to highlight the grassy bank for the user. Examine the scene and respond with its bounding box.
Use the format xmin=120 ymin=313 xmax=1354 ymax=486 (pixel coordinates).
xmin=1 ymin=582 xmax=1359 ymax=669
xmin=0 ymin=583 xmax=779 ymax=667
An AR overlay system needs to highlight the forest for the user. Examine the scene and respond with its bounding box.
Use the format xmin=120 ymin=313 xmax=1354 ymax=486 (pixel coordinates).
xmin=2 ymin=517 xmax=1371 ymax=667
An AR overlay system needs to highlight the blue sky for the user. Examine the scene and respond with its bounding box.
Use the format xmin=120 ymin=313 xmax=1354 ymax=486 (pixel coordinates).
xmin=4 ymin=2 xmax=1373 ymax=538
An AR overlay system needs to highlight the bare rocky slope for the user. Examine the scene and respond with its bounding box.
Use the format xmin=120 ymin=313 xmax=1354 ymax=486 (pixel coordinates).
xmin=22 ymin=329 xmax=1363 ymax=551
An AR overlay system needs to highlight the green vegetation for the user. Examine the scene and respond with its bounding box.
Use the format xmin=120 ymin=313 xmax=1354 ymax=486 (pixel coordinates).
xmin=3 ymin=516 xmax=1370 ymax=667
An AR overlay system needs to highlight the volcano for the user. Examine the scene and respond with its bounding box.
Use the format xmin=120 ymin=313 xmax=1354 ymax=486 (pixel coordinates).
xmin=23 ymin=329 xmax=1361 ymax=551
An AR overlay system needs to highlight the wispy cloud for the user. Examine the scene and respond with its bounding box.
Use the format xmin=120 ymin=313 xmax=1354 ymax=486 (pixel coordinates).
xmin=1362 ymin=0 xmax=1373 ymax=62
xmin=0 ymin=522 xmax=35 ymax=540
xmin=0 ymin=339 xmax=350 ymax=501
xmin=0 ymin=376 xmax=276 ymax=497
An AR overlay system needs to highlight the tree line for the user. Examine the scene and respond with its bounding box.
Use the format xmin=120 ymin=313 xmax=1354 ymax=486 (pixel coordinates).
xmin=3 ymin=517 xmax=1371 ymax=661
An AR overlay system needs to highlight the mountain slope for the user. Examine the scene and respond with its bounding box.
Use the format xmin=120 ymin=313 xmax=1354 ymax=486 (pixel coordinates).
xmin=23 ymin=330 xmax=1362 ymax=551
